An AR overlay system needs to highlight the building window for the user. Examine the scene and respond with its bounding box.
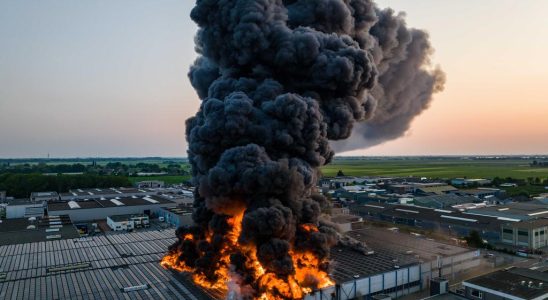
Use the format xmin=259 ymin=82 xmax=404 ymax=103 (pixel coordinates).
xmin=471 ymin=289 xmax=483 ymax=299
xmin=518 ymin=230 xmax=528 ymax=236
xmin=503 ymin=228 xmax=512 ymax=234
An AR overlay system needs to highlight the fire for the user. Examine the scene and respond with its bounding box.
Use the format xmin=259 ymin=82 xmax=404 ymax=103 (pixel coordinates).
xmin=161 ymin=209 xmax=334 ymax=299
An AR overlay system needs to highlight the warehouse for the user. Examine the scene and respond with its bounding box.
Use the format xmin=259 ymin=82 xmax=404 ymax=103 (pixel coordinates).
xmin=5 ymin=198 xmax=45 ymax=219
xmin=47 ymin=195 xmax=176 ymax=222
xmin=157 ymin=206 xmax=193 ymax=228
xmin=413 ymin=195 xmax=479 ymax=209
xmin=306 ymin=227 xmax=481 ymax=300
xmin=462 ymin=268 xmax=547 ymax=300
xmin=351 ymin=203 xmax=503 ymax=242
xmin=59 ymin=187 xmax=156 ymax=201
xmin=106 ymin=214 xmax=150 ymax=231
xmin=30 ymin=191 xmax=59 ymax=202
xmin=466 ymin=202 xmax=548 ymax=221
xmin=501 ymin=218 xmax=548 ymax=250
xmin=0 ymin=229 xmax=215 ymax=300
xmin=0 ymin=215 xmax=80 ymax=246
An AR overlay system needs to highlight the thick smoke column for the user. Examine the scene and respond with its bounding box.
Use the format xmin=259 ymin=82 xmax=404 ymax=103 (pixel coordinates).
xmin=163 ymin=0 xmax=444 ymax=298
xmin=331 ymin=6 xmax=446 ymax=151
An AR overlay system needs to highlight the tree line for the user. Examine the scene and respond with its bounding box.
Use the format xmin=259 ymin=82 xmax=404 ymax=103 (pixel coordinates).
xmin=0 ymin=173 xmax=131 ymax=199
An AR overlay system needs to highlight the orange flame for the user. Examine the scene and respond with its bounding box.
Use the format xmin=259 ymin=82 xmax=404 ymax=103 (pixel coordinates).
xmin=161 ymin=209 xmax=334 ymax=299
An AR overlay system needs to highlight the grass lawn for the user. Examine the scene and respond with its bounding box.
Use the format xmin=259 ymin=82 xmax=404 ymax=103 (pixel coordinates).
xmin=320 ymin=158 xmax=548 ymax=180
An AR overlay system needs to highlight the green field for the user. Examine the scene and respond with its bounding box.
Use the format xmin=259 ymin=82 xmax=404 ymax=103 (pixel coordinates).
xmin=320 ymin=158 xmax=548 ymax=180
xmin=128 ymin=175 xmax=191 ymax=185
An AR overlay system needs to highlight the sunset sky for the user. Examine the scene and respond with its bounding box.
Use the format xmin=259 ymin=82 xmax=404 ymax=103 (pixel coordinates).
xmin=1 ymin=0 xmax=547 ymax=158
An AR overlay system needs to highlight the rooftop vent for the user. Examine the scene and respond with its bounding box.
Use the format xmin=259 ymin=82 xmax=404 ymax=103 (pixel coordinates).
xmin=68 ymin=201 xmax=81 ymax=209
xmin=123 ymin=284 xmax=149 ymax=293
xmin=143 ymin=196 xmax=159 ymax=204
xmin=110 ymin=199 xmax=124 ymax=206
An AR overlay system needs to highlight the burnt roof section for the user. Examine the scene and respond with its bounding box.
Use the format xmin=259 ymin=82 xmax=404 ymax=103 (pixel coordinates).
xmin=464 ymin=268 xmax=548 ymax=300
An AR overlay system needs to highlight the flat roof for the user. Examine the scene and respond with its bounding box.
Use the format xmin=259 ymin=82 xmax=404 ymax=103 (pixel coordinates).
xmin=467 ymin=202 xmax=548 ymax=220
xmin=347 ymin=227 xmax=472 ymax=261
xmin=6 ymin=198 xmax=38 ymax=206
xmin=330 ymin=214 xmax=362 ymax=224
xmin=0 ymin=215 xmax=80 ymax=246
xmin=108 ymin=214 xmax=148 ymax=222
xmin=48 ymin=195 xmax=174 ymax=211
xmin=416 ymin=185 xmax=458 ymax=193
xmin=351 ymin=203 xmax=503 ymax=231
xmin=30 ymin=191 xmax=58 ymax=197
xmin=0 ymin=229 xmax=215 ymax=299
xmin=161 ymin=206 xmax=193 ymax=216
xmin=330 ymin=244 xmax=418 ymax=283
xmin=464 ymin=268 xmax=548 ymax=300
xmin=414 ymin=195 xmax=478 ymax=205
xmin=60 ymin=187 xmax=156 ymax=198
xmin=422 ymin=293 xmax=467 ymax=300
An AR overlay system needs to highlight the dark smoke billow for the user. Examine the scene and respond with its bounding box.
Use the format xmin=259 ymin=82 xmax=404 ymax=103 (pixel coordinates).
xmin=164 ymin=0 xmax=444 ymax=298
xmin=332 ymin=8 xmax=446 ymax=152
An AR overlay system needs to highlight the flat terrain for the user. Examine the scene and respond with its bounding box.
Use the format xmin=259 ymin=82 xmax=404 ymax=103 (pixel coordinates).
xmin=321 ymin=158 xmax=548 ymax=180
xmin=128 ymin=175 xmax=191 ymax=185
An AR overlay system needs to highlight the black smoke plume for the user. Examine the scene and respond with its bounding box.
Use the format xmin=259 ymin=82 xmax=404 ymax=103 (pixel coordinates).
xmin=167 ymin=0 xmax=444 ymax=298
xmin=330 ymin=6 xmax=446 ymax=151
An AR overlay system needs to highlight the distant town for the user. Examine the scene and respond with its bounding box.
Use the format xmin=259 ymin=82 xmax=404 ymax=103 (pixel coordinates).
xmin=0 ymin=156 xmax=547 ymax=300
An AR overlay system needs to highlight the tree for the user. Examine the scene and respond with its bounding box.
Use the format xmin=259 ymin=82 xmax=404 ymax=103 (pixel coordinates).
xmin=465 ymin=230 xmax=485 ymax=248
xmin=336 ymin=170 xmax=345 ymax=177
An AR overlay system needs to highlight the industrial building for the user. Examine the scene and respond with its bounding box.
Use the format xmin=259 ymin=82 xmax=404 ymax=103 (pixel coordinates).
xmin=466 ymin=202 xmax=548 ymax=221
xmin=0 ymin=220 xmax=482 ymax=300
xmin=0 ymin=229 xmax=216 ymax=300
xmin=0 ymin=215 xmax=80 ymax=246
xmin=30 ymin=191 xmax=59 ymax=202
xmin=59 ymin=187 xmax=156 ymax=201
xmin=47 ymin=195 xmax=176 ymax=222
xmin=351 ymin=203 xmax=504 ymax=242
xmin=450 ymin=178 xmax=491 ymax=187
xmin=157 ymin=206 xmax=193 ymax=228
xmin=135 ymin=180 xmax=165 ymax=188
xmin=462 ymin=268 xmax=547 ymax=300
xmin=501 ymin=218 xmax=548 ymax=250
xmin=414 ymin=185 xmax=458 ymax=196
xmin=5 ymin=198 xmax=45 ymax=219
xmin=449 ymin=188 xmax=502 ymax=200
xmin=107 ymin=214 xmax=150 ymax=231
xmin=330 ymin=214 xmax=364 ymax=232
xmin=413 ymin=195 xmax=479 ymax=209
xmin=306 ymin=227 xmax=481 ymax=300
